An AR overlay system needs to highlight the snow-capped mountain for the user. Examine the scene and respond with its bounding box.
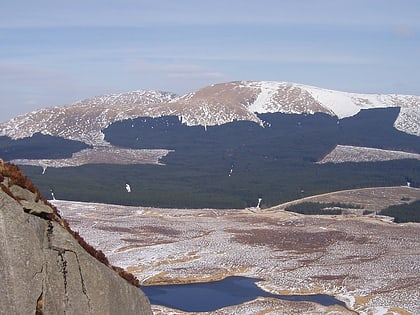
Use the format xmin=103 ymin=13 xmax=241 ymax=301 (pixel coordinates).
xmin=0 ymin=81 xmax=419 ymax=146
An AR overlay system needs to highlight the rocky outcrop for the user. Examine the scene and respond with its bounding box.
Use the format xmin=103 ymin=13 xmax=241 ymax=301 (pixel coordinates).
xmin=0 ymin=160 xmax=152 ymax=315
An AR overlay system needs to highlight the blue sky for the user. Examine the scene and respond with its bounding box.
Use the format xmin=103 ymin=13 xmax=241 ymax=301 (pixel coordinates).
xmin=1 ymin=0 xmax=419 ymax=121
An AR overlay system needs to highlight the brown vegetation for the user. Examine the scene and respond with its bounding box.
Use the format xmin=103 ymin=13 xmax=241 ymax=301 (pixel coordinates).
xmin=2 ymin=162 xmax=42 ymax=200
xmin=227 ymin=228 xmax=346 ymax=253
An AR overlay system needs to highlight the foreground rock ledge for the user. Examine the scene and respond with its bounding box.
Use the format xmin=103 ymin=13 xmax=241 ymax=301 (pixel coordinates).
xmin=0 ymin=161 xmax=152 ymax=315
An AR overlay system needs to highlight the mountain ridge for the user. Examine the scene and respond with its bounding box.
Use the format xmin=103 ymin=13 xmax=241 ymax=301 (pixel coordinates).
xmin=1 ymin=81 xmax=419 ymax=146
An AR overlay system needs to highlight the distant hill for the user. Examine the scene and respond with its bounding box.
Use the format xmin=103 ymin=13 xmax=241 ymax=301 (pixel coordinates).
xmin=1 ymin=81 xmax=419 ymax=208
xmin=0 ymin=81 xmax=419 ymax=146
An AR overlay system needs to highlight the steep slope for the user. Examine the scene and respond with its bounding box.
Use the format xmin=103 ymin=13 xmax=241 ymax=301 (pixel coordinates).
xmin=0 ymin=160 xmax=152 ymax=315
xmin=0 ymin=81 xmax=418 ymax=146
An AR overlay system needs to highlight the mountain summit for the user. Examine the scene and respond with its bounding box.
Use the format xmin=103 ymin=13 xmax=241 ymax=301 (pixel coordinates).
xmin=1 ymin=81 xmax=419 ymax=146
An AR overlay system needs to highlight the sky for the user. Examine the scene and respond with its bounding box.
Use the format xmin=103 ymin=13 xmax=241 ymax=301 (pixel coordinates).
xmin=0 ymin=0 xmax=419 ymax=121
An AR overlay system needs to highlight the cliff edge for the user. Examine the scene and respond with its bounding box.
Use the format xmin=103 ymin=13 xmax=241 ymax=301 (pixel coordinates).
xmin=0 ymin=159 xmax=152 ymax=315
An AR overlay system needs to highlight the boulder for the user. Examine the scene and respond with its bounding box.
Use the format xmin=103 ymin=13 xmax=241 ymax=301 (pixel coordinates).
xmin=0 ymin=163 xmax=152 ymax=315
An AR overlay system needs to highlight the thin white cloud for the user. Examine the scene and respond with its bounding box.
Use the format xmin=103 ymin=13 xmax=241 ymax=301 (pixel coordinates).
xmin=1 ymin=0 xmax=419 ymax=29
xmin=123 ymin=45 xmax=376 ymax=65
xmin=165 ymin=71 xmax=225 ymax=79
xmin=0 ymin=63 xmax=62 ymax=83
xmin=0 ymin=62 xmax=115 ymax=120
xmin=126 ymin=59 xmax=227 ymax=87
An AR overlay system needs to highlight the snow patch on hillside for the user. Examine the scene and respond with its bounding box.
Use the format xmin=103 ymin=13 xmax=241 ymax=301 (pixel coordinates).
xmin=394 ymin=106 xmax=420 ymax=136
xmin=319 ymin=145 xmax=420 ymax=164
xmin=10 ymin=146 xmax=172 ymax=169
xmin=298 ymin=85 xmax=363 ymax=118
xmin=247 ymin=81 xmax=283 ymax=112
xmin=298 ymin=83 xmax=419 ymax=119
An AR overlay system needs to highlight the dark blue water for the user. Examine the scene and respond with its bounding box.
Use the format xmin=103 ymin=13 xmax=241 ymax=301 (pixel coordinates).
xmin=142 ymin=276 xmax=347 ymax=312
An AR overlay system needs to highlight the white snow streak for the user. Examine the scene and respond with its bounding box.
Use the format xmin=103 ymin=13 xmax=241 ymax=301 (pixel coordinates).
xmin=247 ymin=81 xmax=282 ymax=112
xmin=298 ymin=83 xmax=418 ymax=119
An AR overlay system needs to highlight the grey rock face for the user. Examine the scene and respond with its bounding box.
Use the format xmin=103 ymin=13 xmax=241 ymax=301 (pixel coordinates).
xmin=0 ymin=166 xmax=152 ymax=315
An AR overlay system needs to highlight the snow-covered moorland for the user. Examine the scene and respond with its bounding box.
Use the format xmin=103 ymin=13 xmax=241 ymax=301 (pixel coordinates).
xmin=53 ymin=187 xmax=420 ymax=315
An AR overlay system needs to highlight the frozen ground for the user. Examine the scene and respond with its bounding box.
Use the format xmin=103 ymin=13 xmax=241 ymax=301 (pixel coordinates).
xmin=10 ymin=145 xmax=172 ymax=172
xmin=319 ymin=145 xmax=420 ymax=164
xmin=52 ymin=190 xmax=420 ymax=315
